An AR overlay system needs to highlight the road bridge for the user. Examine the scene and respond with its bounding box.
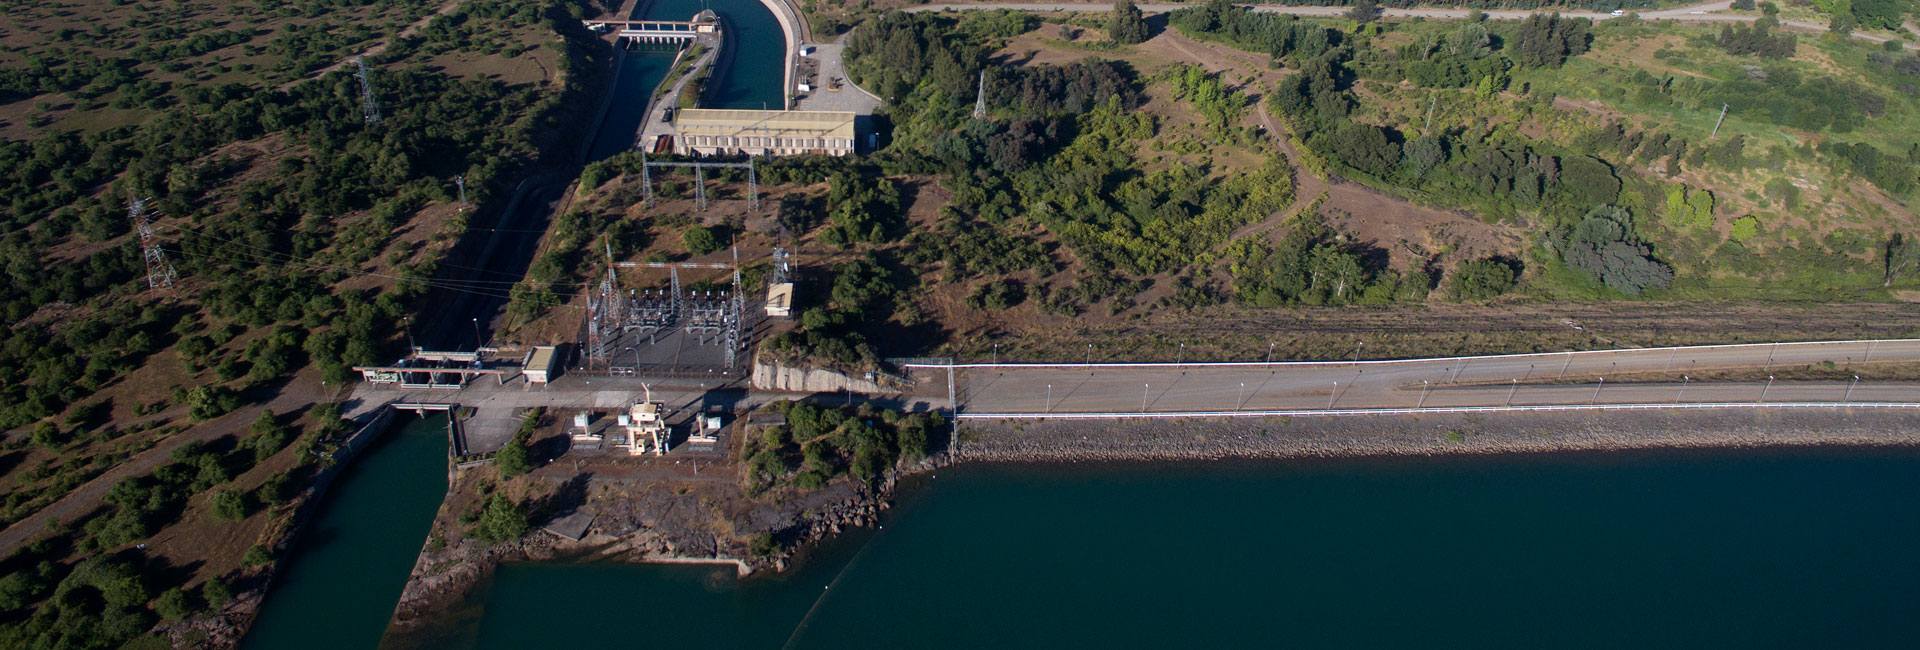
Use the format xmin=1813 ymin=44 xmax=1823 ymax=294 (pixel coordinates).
xmin=912 ymin=339 xmax=1920 ymax=418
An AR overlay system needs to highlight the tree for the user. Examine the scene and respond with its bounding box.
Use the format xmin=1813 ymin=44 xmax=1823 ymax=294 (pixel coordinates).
xmin=1347 ymin=0 xmax=1380 ymax=23
xmin=1109 ymin=0 xmax=1150 ymax=44
xmin=1513 ymin=13 xmax=1590 ymax=69
xmin=1447 ymin=259 xmax=1517 ymax=301
xmin=682 ymin=226 xmax=723 ymax=255
xmin=1558 ymin=206 xmax=1673 ymax=295
xmin=495 ymin=411 xmax=536 ymax=477
xmin=469 ymin=494 xmax=530 ymax=544
xmin=1886 ymin=234 xmax=1919 ymax=286
xmin=1403 ymin=135 xmax=1445 ymax=179
xmin=211 ymin=488 xmax=249 ymax=521
xmin=155 ymin=587 xmax=194 ymax=621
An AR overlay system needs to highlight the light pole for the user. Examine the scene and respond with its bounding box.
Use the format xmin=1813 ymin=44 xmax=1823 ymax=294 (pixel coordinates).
xmin=1142 ymin=384 xmax=1150 ymax=412
xmin=1559 ymin=351 xmax=1573 ymax=378
xmin=472 ymin=317 xmax=481 ymax=349
xmin=1419 ymin=379 xmax=1431 ymax=408
xmin=1591 ymin=377 xmax=1605 ymax=405
xmin=1237 ymin=382 xmax=1246 ymax=411
xmin=993 ymin=343 xmax=998 ymax=365
xmin=1328 ymin=381 xmax=1339 ymax=409
xmin=1760 ymin=374 xmax=1774 ymax=403
xmin=1046 ymin=384 xmax=1053 ymax=413
xmin=1353 ymin=341 xmax=1363 ymax=362
xmin=1676 ymin=375 xmax=1689 ymax=404
xmin=1267 ymin=342 xmax=1275 ymax=364
xmin=1086 ymin=343 xmax=1093 ymax=369
xmin=1177 ymin=343 xmax=1185 ymax=366
xmin=1505 ymin=378 xmax=1518 ymax=407
xmin=1846 ymin=375 xmax=1859 ymax=402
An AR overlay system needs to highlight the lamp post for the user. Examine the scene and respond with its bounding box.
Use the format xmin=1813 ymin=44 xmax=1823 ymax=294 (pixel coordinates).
xmin=472 ymin=317 xmax=481 ymax=349
xmin=1267 ymin=342 xmax=1275 ymax=364
xmin=1846 ymin=375 xmax=1859 ymax=402
xmin=1046 ymin=384 xmax=1052 ymax=413
xmin=1505 ymin=378 xmax=1518 ymax=407
xmin=1177 ymin=343 xmax=1185 ymax=366
xmin=1353 ymin=341 xmax=1363 ymax=363
xmin=1677 ymin=375 xmax=1689 ymax=404
xmin=1237 ymin=382 xmax=1246 ymax=411
xmin=1328 ymin=381 xmax=1338 ymax=409
xmin=1419 ymin=379 xmax=1431 ymax=409
xmin=1591 ymin=377 xmax=1605 ymax=405
xmin=1760 ymin=374 xmax=1774 ymax=403
xmin=1142 ymin=384 xmax=1150 ymax=412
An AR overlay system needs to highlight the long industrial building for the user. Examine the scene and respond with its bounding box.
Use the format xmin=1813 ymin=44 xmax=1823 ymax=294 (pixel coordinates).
xmin=672 ymin=109 xmax=856 ymax=156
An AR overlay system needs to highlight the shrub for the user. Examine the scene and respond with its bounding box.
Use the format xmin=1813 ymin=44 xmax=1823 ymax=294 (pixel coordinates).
xmin=468 ymin=494 xmax=530 ymax=544
xmin=211 ymin=489 xmax=249 ymax=521
xmin=1447 ymin=259 xmax=1517 ymax=301
xmin=682 ymin=225 xmax=724 ymax=255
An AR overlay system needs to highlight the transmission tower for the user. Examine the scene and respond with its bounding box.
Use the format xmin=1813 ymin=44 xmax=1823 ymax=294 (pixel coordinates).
xmin=455 ymin=175 xmax=467 ymax=213
xmin=355 ymin=57 xmax=381 ymax=125
xmin=770 ymin=247 xmax=790 ymax=285
xmin=973 ymin=70 xmax=987 ymax=119
xmin=130 ymin=198 xmax=176 ymax=291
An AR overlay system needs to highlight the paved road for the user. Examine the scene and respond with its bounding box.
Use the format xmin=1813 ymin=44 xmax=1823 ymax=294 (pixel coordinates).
xmin=907 ymin=0 xmax=1918 ymax=49
xmin=928 ymin=339 xmax=1920 ymax=414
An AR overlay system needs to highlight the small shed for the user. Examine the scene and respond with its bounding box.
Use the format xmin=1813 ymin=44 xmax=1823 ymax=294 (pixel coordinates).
xmin=766 ymin=283 xmax=795 ymax=318
xmin=523 ymin=346 xmax=559 ymax=385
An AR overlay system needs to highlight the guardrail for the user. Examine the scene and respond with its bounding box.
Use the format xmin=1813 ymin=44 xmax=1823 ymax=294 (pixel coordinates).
xmin=957 ymin=401 xmax=1920 ymax=420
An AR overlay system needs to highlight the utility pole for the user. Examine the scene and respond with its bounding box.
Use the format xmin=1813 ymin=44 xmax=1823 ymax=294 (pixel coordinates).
xmin=1710 ymin=103 xmax=1728 ymax=139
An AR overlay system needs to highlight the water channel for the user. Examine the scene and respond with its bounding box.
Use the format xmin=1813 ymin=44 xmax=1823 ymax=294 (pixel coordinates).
xmin=587 ymin=0 xmax=788 ymax=160
xmin=239 ymin=415 xmax=449 ymax=650
xmin=418 ymin=448 xmax=1920 ymax=649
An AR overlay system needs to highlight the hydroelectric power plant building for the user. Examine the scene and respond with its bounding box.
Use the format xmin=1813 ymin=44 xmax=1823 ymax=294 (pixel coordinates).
xmin=671 ymin=109 xmax=857 ymax=156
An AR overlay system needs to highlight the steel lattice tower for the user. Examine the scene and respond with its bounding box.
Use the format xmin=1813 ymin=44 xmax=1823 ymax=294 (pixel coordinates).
xmin=130 ymin=198 xmax=176 ymax=291
xmin=356 ymin=57 xmax=381 ymax=125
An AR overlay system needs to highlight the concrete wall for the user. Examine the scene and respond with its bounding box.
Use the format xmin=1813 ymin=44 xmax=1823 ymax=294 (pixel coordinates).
xmin=752 ymin=358 xmax=906 ymax=394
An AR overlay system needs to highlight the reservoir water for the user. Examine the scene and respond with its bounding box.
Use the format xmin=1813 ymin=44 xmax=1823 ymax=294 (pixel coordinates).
xmin=425 ymin=448 xmax=1920 ymax=649
xmin=240 ymin=415 xmax=449 ymax=650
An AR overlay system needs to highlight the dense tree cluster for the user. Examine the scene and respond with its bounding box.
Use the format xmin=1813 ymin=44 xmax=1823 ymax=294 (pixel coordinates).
xmin=742 ymin=402 xmax=942 ymax=494
xmin=1230 ymin=214 xmax=1428 ymax=306
xmin=1554 ymin=206 xmax=1673 ymax=295
xmin=762 ymin=256 xmax=905 ymax=371
xmin=1170 ymin=0 xmax=1343 ymax=61
xmin=1109 ymin=0 xmax=1151 ymax=44
xmin=1447 ymin=258 xmax=1518 ymax=301
xmin=1510 ymin=13 xmax=1590 ymax=69
xmin=1714 ymin=21 xmax=1796 ymax=59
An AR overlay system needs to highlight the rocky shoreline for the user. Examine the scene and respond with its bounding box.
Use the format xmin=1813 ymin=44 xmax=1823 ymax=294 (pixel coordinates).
xmin=375 ymin=406 xmax=1920 ymax=646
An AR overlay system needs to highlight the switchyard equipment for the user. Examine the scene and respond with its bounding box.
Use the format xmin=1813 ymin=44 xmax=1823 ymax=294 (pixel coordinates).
xmin=766 ymin=248 xmax=793 ymax=318
xmin=582 ymin=255 xmax=751 ymax=374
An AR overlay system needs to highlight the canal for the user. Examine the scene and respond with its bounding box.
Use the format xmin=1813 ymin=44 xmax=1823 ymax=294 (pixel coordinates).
xmin=240 ymin=414 xmax=449 ymax=650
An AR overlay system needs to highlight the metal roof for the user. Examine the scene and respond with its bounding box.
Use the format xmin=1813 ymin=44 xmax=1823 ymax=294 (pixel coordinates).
xmin=673 ymin=109 xmax=855 ymax=139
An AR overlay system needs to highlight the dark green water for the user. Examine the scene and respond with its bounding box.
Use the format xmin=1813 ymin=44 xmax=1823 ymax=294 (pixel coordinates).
xmin=589 ymin=0 xmax=786 ymax=160
xmin=240 ymin=415 xmax=448 ymax=650
xmin=644 ymin=0 xmax=785 ymax=110
xmin=434 ymin=449 xmax=1920 ymax=649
